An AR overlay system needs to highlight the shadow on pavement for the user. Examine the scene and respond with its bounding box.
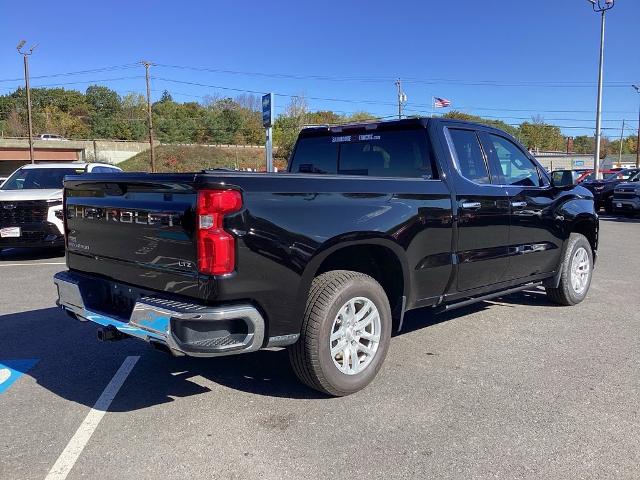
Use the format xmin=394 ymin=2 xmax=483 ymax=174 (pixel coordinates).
xmin=0 ymin=247 xmax=64 ymax=261
xmin=0 ymin=307 xmax=324 ymax=411
xmin=399 ymin=287 xmax=556 ymax=335
xmin=599 ymin=215 xmax=640 ymax=224
xmin=1 ymin=288 xmax=557 ymax=408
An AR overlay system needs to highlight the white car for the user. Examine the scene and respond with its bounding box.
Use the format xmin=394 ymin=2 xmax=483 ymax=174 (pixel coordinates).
xmin=0 ymin=162 xmax=122 ymax=250
xmin=38 ymin=134 xmax=67 ymax=141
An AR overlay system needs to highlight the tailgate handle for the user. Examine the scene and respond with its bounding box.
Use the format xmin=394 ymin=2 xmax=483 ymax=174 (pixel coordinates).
xmin=461 ymin=201 xmax=482 ymax=210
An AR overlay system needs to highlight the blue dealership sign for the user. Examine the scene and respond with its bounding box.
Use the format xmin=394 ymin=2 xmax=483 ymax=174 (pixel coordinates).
xmin=262 ymin=93 xmax=274 ymax=128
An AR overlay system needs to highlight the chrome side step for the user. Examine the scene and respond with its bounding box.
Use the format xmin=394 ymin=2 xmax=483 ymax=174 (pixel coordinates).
xmin=439 ymin=282 xmax=543 ymax=312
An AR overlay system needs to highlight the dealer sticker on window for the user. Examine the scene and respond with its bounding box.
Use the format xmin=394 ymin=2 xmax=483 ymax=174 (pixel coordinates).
xmin=331 ymin=134 xmax=381 ymax=143
xmin=0 ymin=227 xmax=21 ymax=238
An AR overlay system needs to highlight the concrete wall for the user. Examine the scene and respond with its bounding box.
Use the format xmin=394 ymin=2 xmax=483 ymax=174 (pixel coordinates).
xmin=533 ymin=153 xmax=593 ymax=171
xmin=0 ymin=138 xmax=152 ymax=165
xmin=84 ymin=140 xmax=153 ymax=164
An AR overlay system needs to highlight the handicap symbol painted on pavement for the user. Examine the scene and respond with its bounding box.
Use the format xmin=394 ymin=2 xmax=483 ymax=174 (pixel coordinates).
xmin=0 ymin=359 xmax=39 ymax=394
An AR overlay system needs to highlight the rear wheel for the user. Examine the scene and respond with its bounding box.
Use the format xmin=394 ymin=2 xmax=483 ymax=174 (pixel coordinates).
xmin=545 ymin=233 xmax=593 ymax=306
xmin=289 ymin=270 xmax=391 ymax=396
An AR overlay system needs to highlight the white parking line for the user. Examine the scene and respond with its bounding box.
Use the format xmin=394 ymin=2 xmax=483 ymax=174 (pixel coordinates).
xmin=44 ymin=356 xmax=140 ymax=480
xmin=0 ymin=262 xmax=65 ymax=267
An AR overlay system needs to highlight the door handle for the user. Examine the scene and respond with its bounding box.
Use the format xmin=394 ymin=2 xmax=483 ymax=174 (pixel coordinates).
xmin=511 ymin=201 xmax=528 ymax=208
xmin=461 ymin=201 xmax=482 ymax=210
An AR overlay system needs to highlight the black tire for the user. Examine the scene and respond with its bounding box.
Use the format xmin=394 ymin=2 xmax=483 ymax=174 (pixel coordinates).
xmin=545 ymin=233 xmax=593 ymax=306
xmin=289 ymin=270 xmax=392 ymax=396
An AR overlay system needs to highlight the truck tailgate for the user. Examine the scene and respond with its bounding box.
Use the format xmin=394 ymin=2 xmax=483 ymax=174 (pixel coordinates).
xmin=64 ymin=174 xmax=201 ymax=293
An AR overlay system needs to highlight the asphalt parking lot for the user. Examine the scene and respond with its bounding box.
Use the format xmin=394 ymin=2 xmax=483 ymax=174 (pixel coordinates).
xmin=1 ymin=216 xmax=639 ymax=480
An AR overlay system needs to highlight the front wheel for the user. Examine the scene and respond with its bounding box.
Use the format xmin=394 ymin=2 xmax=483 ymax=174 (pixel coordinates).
xmin=289 ymin=270 xmax=392 ymax=396
xmin=545 ymin=233 xmax=593 ymax=306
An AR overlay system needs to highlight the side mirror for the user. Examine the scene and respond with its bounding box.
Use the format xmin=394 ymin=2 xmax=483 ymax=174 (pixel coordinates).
xmin=551 ymin=170 xmax=578 ymax=188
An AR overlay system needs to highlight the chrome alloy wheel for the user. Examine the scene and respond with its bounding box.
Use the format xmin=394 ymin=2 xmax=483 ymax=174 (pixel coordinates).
xmin=329 ymin=297 xmax=381 ymax=375
xmin=570 ymin=246 xmax=591 ymax=295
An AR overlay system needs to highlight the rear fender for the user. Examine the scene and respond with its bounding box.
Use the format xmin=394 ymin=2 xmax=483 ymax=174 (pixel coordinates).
xmin=293 ymin=234 xmax=411 ymax=328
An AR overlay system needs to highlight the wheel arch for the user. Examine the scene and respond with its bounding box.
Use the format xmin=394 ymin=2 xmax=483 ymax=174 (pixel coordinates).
xmin=569 ymin=214 xmax=598 ymax=257
xmin=298 ymin=236 xmax=410 ymax=329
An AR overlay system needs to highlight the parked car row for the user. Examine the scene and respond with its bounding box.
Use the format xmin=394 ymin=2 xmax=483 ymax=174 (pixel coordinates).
xmin=551 ymin=168 xmax=640 ymax=216
xmin=582 ymin=168 xmax=640 ymax=215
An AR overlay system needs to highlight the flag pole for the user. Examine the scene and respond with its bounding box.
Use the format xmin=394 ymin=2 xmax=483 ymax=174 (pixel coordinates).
xmin=431 ymin=96 xmax=434 ymax=118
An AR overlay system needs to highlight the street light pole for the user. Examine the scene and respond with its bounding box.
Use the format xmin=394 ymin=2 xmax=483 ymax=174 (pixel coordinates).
xmin=17 ymin=40 xmax=38 ymax=164
xmin=588 ymin=0 xmax=614 ymax=180
xmin=633 ymin=84 xmax=640 ymax=168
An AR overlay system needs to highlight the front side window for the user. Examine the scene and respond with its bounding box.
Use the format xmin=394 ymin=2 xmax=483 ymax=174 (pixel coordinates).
xmin=486 ymin=134 xmax=541 ymax=187
xmin=448 ymin=128 xmax=490 ymax=184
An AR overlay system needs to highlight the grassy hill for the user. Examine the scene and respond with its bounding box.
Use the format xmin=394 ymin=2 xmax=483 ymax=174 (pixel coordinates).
xmin=118 ymin=144 xmax=287 ymax=173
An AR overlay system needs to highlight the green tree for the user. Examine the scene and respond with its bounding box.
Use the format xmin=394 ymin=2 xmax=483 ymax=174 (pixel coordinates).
xmin=306 ymin=110 xmax=344 ymax=125
xmin=85 ymin=86 xmax=121 ymax=114
xmin=347 ymin=111 xmax=378 ymax=122
xmin=517 ymin=119 xmax=565 ymax=151
xmin=159 ymin=90 xmax=173 ymax=103
xmin=572 ymin=135 xmax=594 ymax=154
xmin=443 ymin=110 xmax=518 ymax=137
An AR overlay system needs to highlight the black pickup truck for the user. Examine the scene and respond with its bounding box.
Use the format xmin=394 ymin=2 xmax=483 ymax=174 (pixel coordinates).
xmin=54 ymin=118 xmax=598 ymax=396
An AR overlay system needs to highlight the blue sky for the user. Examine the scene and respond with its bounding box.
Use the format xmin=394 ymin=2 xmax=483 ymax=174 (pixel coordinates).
xmin=1 ymin=0 xmax=639 ymax=136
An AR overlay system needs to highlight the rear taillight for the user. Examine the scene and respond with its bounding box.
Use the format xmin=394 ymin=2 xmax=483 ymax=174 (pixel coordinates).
xmin=196 ymin=189 xmax=243 ymax=275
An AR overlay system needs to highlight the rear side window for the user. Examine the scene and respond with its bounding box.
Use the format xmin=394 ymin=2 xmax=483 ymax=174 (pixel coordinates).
xmin=290 ymin=129 xmax=434 ymax=179
xmin=448 ymin=129 xmax=490 ymax=184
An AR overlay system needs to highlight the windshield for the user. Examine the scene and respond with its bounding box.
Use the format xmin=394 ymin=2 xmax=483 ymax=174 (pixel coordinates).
xmin=582 ymin=172 xmax=616 ymax=182
xmin=0 ymin=167 xmax=83 ymax=190
xmin=613 ymin=169 xmax=640 ymax=182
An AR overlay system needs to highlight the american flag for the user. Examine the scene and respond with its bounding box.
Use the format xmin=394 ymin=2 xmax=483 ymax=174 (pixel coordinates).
xmin=433 ymin=97 xmax=451 ymax=108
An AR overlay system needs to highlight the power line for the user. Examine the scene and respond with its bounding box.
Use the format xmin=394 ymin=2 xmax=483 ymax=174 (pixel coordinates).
xmin=0 ymin=61 xmax=632 ymax=89
xmin=30 ymin=76 xmax=146 ymax=88
xmin=3 ymin=70 xmax=638 ymax=115
xmin=0 ymin=63 xmax=139 ymax=83
xmin=404 ymin=109 xmax=639 ymax=125
xmin=152 ymin=63 xmax=633 ymax=88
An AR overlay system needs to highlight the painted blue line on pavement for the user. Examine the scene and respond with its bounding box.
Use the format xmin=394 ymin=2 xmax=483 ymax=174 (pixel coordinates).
xmin=0 ymin=359 xmax=39 ymax=394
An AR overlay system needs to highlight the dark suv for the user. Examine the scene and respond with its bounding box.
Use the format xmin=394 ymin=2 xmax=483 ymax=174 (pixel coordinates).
xmin=612 ymin=170 xmax=640 ymax=215
xmin=582 ymin=168 xmax=640 ymax=213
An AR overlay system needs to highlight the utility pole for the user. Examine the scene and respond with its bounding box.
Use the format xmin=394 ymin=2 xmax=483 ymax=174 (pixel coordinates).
xmin=587 ymin=0 xmax=615 ymax=180
xmin=142 ymin=60 xmax=155 ymax=173
xmin=395 ymin=79 xmax=407 ymax=120
xmin=618 ymin=119 xmax=625 ymax=167
xmin=17 ymin=40 xmax=37 ymax=164
xmin=634 ymin=84 xmax=640 ymax=168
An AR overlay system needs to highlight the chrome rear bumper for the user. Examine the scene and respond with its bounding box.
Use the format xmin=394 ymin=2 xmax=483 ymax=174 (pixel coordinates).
xmin=53 ymin=271 xmax=266 ymax=357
